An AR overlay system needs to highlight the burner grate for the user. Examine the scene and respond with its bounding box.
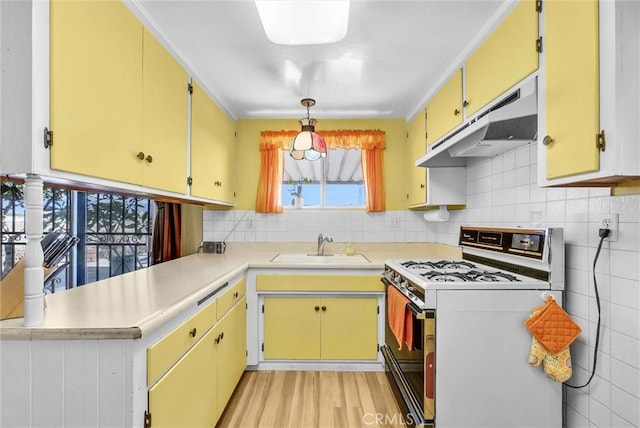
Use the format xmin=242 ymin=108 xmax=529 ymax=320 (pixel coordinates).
xmin=401 ymin=260 xmax=478 ymax=270
xmin=419 ymin=269 xmax=522 ymax=283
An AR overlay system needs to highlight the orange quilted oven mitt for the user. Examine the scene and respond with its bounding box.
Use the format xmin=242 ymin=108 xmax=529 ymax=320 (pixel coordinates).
xmin=525 ymin=296 xmax=581 ymax=355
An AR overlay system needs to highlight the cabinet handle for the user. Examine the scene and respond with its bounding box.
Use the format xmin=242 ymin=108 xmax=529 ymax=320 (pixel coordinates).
xmin=214 ymin=181 xmax=222 ymax=187
xmin=463 ymin=100 xmax=469 ymax=108
xmin=543 ymin=135 xmax=554 ymax=146
xmin=215 ymin=336 xmax=220 ymax=344
xmin=145 ymin=155 xmax=153 ymax=163
xmin=314 ymin=306 xmax=320 ymax=312
xmin=420 ymin=184 xmax=425 ymax=189
xmin=233 ymin=291 xmax=239 ymax=298
xmin=321 ymin=306 xmax=327 ymax=312
xmin=220 ymin=332 xmax=224 ymax=341
xmin=137 ymin=152 xmax=145 ymax=160
xmin=454 ymin=109 xmax=460 ymax=116
xmin=189 ymin=327 xmax=197 ymax=338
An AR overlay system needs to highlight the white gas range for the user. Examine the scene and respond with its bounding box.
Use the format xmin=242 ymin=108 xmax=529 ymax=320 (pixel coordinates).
xmin=381 ymin=225 xmax=565 ymax=428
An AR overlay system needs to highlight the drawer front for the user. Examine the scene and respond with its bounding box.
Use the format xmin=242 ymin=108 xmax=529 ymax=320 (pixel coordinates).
xmin=256 ymin=275 xmax=383 ymax=292
xmin=216 ymin=278 xmax=246 ymax=321
xmin=147 ymin=301 xmax=217 ymax=384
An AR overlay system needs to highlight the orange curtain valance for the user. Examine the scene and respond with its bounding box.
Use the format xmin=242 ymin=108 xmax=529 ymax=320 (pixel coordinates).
xmin=260 ymin=129 xmax=386 ymax=150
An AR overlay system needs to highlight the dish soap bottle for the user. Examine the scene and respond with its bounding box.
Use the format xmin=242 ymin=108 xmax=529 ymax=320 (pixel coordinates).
xmin=345 ymin=243 xmax=355 ymax=256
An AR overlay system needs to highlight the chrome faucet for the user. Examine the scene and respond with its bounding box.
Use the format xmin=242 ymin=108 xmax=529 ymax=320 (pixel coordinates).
xmin=317 ymin=233 xmax=333 ymax=256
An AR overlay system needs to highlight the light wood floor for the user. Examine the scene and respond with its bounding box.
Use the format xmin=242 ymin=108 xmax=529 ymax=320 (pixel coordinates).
xmin=217 ymin=371 xmax=406 ymax=428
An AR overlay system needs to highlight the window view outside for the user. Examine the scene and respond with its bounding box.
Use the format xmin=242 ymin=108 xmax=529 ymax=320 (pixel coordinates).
xmin=282 ymin=148 xmax=365 ymax=207
xmin=1 ymin=181 xmax=153 ymax=293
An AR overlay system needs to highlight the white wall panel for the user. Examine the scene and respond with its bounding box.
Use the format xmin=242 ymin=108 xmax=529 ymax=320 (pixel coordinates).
xmin=63 ymin=340 xmax=99 ymax=427
xmin=97 ymin=340 xmax=128 ymax=428
xmin=0 ymin=340 xmax=31 ymax=427
xmin=31 ymin=341 xmax=64 ymax=427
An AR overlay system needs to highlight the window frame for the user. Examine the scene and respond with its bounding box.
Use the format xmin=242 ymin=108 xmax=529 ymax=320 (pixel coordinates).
xmin=282 ymin=148 xmax=365 ymax=209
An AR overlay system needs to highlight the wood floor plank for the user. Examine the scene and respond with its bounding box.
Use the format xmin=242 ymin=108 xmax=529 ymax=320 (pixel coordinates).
xmin=217 ymin=371 xmax=405 ymax=428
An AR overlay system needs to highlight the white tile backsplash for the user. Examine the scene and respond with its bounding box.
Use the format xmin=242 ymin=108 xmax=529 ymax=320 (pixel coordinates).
xmin=204 ymin=145 xmax=640 ymax=427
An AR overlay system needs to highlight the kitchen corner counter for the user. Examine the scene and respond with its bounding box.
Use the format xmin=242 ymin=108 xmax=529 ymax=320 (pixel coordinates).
xmin=0 ymin=242 xmax=459 ymax=340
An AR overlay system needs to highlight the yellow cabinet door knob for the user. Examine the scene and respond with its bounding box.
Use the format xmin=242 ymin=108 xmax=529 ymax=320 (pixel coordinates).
xmin=543 ymin=135 xmax=554 ymax=146
xmin=145 ymin=155 xmax=153 ymax=163
xmin=137 ymin=151 xmax=145 ymax=160
xmin=454 ymin=109 xmax=460 ymax=116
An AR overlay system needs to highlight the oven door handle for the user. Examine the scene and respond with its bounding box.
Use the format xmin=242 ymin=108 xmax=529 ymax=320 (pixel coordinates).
xmin=381 ymin=277 xmax=426 ymax=319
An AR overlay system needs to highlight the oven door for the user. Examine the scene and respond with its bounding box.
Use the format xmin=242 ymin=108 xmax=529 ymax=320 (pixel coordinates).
xmin=381 ymin=280 xmax=435 ymax=427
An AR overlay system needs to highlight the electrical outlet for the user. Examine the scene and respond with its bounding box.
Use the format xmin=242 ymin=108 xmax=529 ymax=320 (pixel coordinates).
xmin=598 ymin=213 xmax=619 ymax=242
xmin=246 ymin=217 xmax=255 ymax=229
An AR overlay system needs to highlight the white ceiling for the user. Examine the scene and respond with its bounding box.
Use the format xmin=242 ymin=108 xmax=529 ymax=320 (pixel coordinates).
xmin=131 ymin=0 xmax=511 ymax=120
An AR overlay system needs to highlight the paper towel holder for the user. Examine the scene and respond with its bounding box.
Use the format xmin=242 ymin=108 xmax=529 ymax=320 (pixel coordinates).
xmin=423 ymin=205 xmax=450 ymax=222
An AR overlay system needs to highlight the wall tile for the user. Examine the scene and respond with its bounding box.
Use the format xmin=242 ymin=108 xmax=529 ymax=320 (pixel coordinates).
xmin=612 ymin=359 xmax=639 ymax=398
xmin=611 ymin=331 xmax=640 ymax=369
xmin=612 ymin=386 xmax=640 ymax=426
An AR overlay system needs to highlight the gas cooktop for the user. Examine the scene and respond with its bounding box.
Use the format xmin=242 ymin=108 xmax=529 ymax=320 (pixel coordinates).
xmin=384 ymin=258 xmax=549 ymax=290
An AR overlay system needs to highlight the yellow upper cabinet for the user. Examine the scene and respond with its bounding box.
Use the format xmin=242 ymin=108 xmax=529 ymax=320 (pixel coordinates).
xmin=50 ymin=0 xmax=143 ymax=185
xmin=426 ymin=69 xmax=463 ymax=146
xmin=50 ymin=1 xmax=190 ymax=194
xmin=543 ymin=0 xmax=599 ymax=180
xmin=190 ymin=81 xmax=236 ymax=204
xmin=465 ymin=0 xmax=539 ymax=117
xmin=407 ymin=110 xmax=427 ymax=207
xmin=141 ymin=29 xmax=189 ymax=194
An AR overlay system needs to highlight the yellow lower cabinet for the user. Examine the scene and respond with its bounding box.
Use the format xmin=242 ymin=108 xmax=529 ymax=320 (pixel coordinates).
xmin=217 ymin=296 xmax=247 ymax=414
xmin=320 ymin=297 xmax=378 ymax=360
xmin=263 ymin=296 xmax=378 ymax=360
xmin=263 ymin=297 xmax=321 ymax=359
xmin=148 ymin=326 xmax=218 ymax=428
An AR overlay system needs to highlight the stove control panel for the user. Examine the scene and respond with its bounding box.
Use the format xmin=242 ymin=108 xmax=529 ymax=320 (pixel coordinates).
xmin=459 ymin=226 xmax=548 ymax=260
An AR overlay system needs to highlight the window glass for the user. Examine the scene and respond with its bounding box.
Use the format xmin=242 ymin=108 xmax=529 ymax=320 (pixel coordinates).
xmin=282 ymin=148 xmax=365 ymax=207
xmin=1 ymin=179 xmax=153 ymax=291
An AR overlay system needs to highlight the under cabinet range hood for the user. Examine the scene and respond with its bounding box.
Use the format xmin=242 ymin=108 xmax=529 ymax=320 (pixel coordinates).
xmin=417 ymin=77 xmax=538 ymax=168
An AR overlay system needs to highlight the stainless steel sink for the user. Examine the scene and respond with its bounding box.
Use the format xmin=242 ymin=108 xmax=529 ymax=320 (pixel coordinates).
xmin=270 ymin=253 xmax=370 ymax=264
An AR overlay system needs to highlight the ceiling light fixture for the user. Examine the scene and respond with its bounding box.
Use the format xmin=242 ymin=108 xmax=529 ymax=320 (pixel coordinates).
xmin=255 ymin=1 xmax=350 ymax=45
xmin=290 ymin=98 xmax=327 ymax=161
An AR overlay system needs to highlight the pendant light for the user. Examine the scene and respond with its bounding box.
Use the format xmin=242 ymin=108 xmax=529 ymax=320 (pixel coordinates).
xmin=290 ymin=98 xmax=327 ymax=161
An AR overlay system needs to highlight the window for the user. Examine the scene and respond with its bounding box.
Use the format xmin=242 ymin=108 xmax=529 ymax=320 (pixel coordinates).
xmin=282 ymin=148 xmax=365 ymax=207
xmin=1 ymin=180 xmax=153 ymax=293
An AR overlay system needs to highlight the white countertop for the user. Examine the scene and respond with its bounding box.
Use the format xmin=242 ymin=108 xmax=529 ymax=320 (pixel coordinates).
xmin=0 ymin=242 xmax=460 ymax=340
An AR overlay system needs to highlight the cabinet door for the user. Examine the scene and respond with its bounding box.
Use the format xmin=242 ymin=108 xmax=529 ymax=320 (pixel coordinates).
xmin=141 ymin=29 xmax=188 ymax=193
xmin=407 ymin=110 xmax=427 ymax=207
xmin=465 ymin=0 xmax=539 ymax=117
xmin=320 ymin=297 xmax=379 ymax=360
xmin=50 ymin=0 xmax=142 ymax=184
xmin=426 ymin=69 xmax=463 ymax=146
xmin=216 ymin=296 xmax=247 ymax=418
xmin=148 ymin=327 xmax=217 ymax=428
xmin=544 ymin=1 xmax=599 ymax=179
xmin=263 ymin=297 xmax=320 ymax=359
xmin=190 ymin=81 xmax=236 ymax=203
